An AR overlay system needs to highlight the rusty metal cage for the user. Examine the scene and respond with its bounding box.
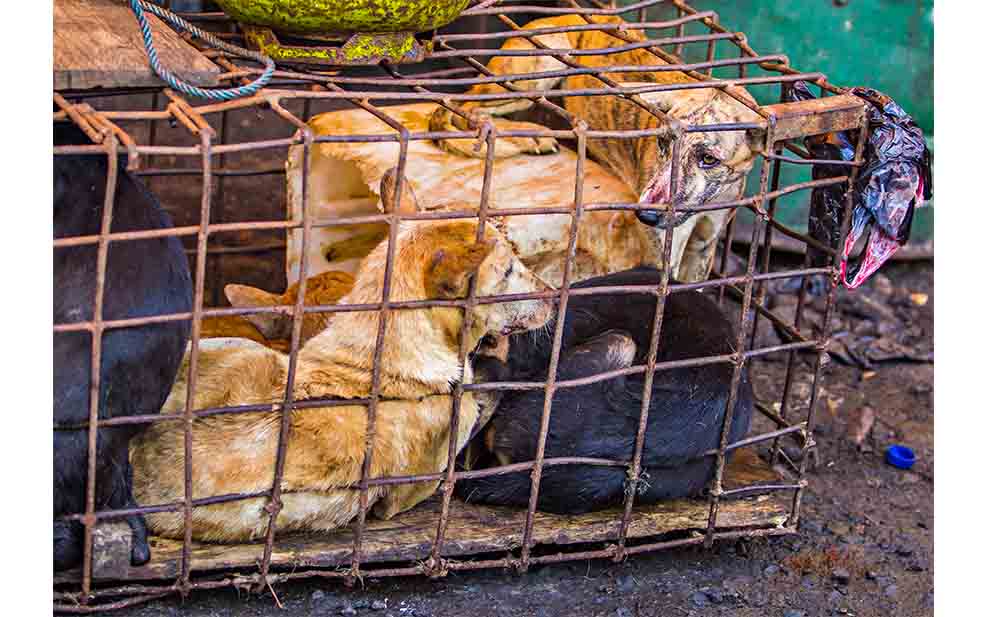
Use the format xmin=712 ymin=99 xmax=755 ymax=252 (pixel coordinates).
xmin=53 ymin=0 xmax=869 ymax=611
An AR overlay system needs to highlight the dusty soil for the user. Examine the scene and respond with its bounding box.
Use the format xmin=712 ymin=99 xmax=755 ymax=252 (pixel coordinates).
xmin=100 ymin=261 xmax=933 ymax=617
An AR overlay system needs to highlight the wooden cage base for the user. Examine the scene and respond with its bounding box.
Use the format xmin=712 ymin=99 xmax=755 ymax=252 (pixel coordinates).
xmin=57 ymin=451 xmax=788 ymax=584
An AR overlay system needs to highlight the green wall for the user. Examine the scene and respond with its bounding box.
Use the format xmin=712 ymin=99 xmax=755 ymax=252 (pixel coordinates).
xmin=635 ymin=0 xmax=933 ymax=243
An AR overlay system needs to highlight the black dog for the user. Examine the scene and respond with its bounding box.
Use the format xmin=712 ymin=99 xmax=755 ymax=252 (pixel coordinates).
xmin=456 ymin=267 xmax=753 ymax=514
xmin=54 ymin=123 xmax=193 ymax=570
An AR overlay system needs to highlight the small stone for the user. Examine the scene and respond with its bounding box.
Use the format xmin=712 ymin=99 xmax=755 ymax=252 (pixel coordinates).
xmin=907 ymin=557 xmax=928 ymax=572
xmin=371 ymin=600 xmax=387 ymax=611
xmin=865 ymin=570 xmax=879 ymax=581
xmin=702 ymin=587 xmax=725 ymax=604
xmin=763 ymin=564 xmax=781 ymax=577
xmin=312 ymin=591 xmax=326 ymax=602
xmin=872 ymin=274 xmax=893 ymax=297
xmin=828 ymin=590 xmax=843 ymax=605
xmin=616 ymin=609 xmax=633 ymax=617
xmin=884 ymin=584 xmax=898 ymax=599
xmin=352 ymin=600 xmax=370 ymax=609
xmin=827 ymin=522 xmax=851 ymax=537
xmin=340 ymin=602 xmax=357 ymax=616
xmin=801 ymin=519 xmax=824 ymax=535
xmin=831 ymin=568 xmax=851 ymax=585
xmin=894 ymin=544 xmax=915 ymax=557
xmin=689 ymin=591 xmax=710 ymax=608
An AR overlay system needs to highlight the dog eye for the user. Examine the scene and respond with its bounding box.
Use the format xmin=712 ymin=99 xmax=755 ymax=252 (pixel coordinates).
xmin=505 ymin=262 xmax=514 ymax=278
xmin=699 ymin=153 xmax=721 ymax=169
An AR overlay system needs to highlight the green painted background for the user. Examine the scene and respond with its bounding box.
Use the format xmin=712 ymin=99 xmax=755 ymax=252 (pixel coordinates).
xmin=632 ymin=0 xmax=934 ymax=243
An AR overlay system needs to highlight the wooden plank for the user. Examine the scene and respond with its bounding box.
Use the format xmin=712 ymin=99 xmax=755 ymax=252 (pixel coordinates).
xmin=55 ymin=450 xmax=789 ymax=584
xmin=90 ymin=521 xmax=133 ymax=580
xmin=760 ymin=94 xmax=867 ymax=143
xmin=54 ymin=0 xmax=220 ymax=91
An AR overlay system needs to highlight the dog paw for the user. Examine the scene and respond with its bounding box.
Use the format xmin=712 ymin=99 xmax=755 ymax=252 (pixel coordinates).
xmin=520 ymin=135 xmax=559 ymax=156
xmin=126 ymin=514 xmax=151 ymax=566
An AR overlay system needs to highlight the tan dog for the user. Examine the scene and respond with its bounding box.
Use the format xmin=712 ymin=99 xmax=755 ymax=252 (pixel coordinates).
xmin=429 ymin=14 xmax=766 ymax=282
xmin=129 ymin=214 xmax=553 ymax=542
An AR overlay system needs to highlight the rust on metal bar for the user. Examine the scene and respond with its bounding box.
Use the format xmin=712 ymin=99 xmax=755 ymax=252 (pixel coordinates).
xmin=761 ymin=94 xmax=867 ymax=142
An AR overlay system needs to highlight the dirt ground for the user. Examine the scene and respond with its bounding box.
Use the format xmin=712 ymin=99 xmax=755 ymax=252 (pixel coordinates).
xmin=98 ymin=260 xmax=932 ymax=617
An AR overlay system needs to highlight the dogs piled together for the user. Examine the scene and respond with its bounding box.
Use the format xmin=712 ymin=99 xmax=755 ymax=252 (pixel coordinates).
xmin=54 ymin=15 xmax=763 ymax=569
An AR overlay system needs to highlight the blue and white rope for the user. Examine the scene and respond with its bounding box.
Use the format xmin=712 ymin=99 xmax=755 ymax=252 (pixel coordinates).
xmin=129 ymin=0 xmax=275 ymax=101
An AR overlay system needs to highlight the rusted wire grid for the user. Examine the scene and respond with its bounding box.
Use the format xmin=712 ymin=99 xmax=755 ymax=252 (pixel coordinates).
xmin=702 ymin=119 xmax=777 ymax=548
xmin=75 ymin=131 xmax=120 ymax=606
xmin=50 ymin=138 xmax=824 ymax=588
xmin=49 ymin=164 xmax=845 ymax=253
xmin=53 ymin=524 xmax=797 ymax=613
xmin=178 ymin=129 xmax=214 ymax=594
xmin=787 ymin=117 xmax=871 ymax=528
xmin=50 ymin=1 xmax=860 ymax=608
xmin=749 ymin=86 xmax=792 ymax=350
xmin=612 ymin=136 xmax=681 ymax=561
xmin=766 ymin=131 xmax=869 ymax=468
xmin=427 ymin=127 xmax=499 ymax=575
xmin=252 ymin=104 xmax=315 ymax=589
xmin=513 ymin=123 xmax=590 ymax=572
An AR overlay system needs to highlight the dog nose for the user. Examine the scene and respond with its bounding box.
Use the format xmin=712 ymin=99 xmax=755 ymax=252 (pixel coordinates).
xmin=636 ymin=209 xmax=661 ymax=226
xmin=636 ymin=209 xmax=694 ymax=230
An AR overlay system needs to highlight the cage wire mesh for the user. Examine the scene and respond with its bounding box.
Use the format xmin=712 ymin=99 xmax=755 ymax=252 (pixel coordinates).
xmin=53 ymin=0 xmax=869 ymax=611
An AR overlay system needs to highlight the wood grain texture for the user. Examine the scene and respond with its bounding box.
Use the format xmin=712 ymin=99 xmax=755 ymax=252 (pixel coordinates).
xmin=56 ymin=449 xmax=788 ymax=583
xmin=54 ymin=0 xmax=220 ymax=91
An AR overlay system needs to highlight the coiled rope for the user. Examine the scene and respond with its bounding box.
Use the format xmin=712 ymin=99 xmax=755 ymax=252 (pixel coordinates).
xmin=129 ymin=0 xmax=275 ymax=100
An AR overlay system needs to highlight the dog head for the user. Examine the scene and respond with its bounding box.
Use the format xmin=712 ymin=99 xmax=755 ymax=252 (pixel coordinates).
xmin=372 ymin=167 xmax=555 ymax=342
xmin=635 ymin=88 xmax=765 ymax=230
xmin=418 ymin=221 xmax=554 ymax=340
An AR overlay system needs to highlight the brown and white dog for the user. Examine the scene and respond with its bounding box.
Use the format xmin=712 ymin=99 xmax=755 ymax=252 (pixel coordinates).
xmin=129 ymin=209 xmax=553 ymax=542
xmin=429 ymin=14 xmax=766 ymax=282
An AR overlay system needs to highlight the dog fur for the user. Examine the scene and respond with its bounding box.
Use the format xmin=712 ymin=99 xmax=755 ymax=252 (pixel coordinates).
xmin=54 ymin=123 xmax=193 ymax=569
xmin=455 ymin=267 xmax=753 ymax=513
xmin=429 ymin=14 xmax=766 ymax=282
xmin=201 ymin=270 xmax=355 ymax=352
xmin=129 ymin=217 xmax=553 ymax=542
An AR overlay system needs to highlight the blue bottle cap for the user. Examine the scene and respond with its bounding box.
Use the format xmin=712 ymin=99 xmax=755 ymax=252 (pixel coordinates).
xmin=885 ymin=445 xmax=916 ymax=470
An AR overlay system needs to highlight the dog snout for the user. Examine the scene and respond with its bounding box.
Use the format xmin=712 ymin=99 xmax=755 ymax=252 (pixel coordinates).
xmin=636 ymin=209 xmax=694 ymax=230
xmin=636 ymin=209 xmax=662 ymax=226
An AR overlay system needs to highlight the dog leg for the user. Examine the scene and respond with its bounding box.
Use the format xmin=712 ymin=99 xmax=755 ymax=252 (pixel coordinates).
xmin=53 ymin=520 xmax=84 ymax=571
xmin=430 ymin=112 xmax=560 ymax=160
xmin=374 ymin=396 xmax=482 ymax=519
xmin=429 ymin=25 xmax=578 ymax=159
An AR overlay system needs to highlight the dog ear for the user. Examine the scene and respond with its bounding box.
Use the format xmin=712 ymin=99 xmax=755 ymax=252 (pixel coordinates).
xmin=224 ymin=284 xmax=292 ymax=340
xmin=425 ymin=240 xmax=495 ymax=299
xmin=379 ymin=167 xmax=420 ymax=214
xmin=746 ymin=127 xmax=767 ymax=155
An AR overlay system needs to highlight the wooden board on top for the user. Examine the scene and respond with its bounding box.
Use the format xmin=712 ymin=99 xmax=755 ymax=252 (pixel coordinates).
xmin=55 ymin=450 xmax=790 ymax=584
xmin=54 ymin=0 xmax=220 ymax=91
